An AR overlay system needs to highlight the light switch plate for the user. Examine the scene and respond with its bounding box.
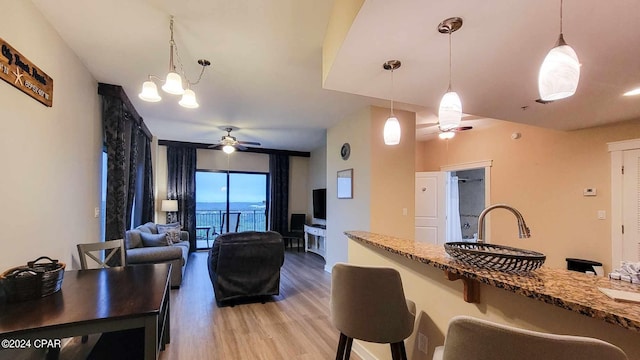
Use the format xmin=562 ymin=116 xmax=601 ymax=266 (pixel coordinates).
xmin=597 ymin=210 xmax=606 ymax=220
xmin=583 ymin=188 xmax=597 ymax=196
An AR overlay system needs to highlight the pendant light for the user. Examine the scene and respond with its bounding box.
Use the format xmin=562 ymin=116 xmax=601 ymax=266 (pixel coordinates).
xmin=139 ymin=16 xmax=210 ymax=108
xmin=538 ymin=0 xmax=580 ymax=101
xmin=383 ymin=60 xmax=402 ymax=145
xmin=438 ymin=17 xmax=463 ymax=131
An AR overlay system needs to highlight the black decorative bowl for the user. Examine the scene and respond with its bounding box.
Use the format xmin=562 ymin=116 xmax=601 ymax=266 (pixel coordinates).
xmin=444 ymin=242 xmax=545 ymax=273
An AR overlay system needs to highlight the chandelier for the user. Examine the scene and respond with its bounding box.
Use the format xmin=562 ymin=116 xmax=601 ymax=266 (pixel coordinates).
xmin=139 ymin=16 xmax=210 ymax=109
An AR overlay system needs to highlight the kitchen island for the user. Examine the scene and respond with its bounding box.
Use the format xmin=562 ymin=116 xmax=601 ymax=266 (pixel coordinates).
xmin=345 ymin=231 xmax=640 ymax=360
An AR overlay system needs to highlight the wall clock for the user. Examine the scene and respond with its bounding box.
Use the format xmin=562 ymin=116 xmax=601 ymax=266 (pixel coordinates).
xmin=340 ymin=143 xmax=351 ymax=160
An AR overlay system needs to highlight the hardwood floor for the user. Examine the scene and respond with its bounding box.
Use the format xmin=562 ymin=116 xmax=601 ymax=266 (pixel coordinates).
xmin=159 ymin=249 xmax=358 ymax=360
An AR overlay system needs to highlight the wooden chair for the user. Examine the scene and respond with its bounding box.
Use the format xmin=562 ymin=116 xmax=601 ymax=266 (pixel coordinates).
xmin=77 ymin=239 xmax=126 ymax=269
xmin=433 ymin=315 xmax=628 ymax=360
xmin=76 ymin=239 xmax=126 ymax=343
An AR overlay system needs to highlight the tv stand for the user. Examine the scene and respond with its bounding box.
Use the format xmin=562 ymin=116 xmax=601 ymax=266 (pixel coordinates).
xmin=304 ymin=224 xmax=326 ymax=260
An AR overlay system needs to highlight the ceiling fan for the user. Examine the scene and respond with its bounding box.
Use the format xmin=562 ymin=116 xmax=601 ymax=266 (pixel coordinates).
xmin=417 ymin=114 xmax=479 ymax=139
xmin=208 ymin=127 xmax=261 ymax=153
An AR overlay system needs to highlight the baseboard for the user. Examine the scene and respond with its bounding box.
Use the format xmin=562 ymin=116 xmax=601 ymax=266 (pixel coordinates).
xmin=352 ymin=340 xmax=379 ymax=360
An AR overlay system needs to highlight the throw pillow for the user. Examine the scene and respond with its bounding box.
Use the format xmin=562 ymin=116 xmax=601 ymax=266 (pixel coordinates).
xmin=157 ymin=223 xmax=182 ymax=245
xmin=140 ymin=232 xmax=169 ymax=247
xmin=163 ymin=230 xmax=181 ymax=245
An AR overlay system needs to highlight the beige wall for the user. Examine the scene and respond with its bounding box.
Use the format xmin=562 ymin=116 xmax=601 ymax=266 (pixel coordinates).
xmin=322 ymin=0 xmax=365 ymax=85
xmin=418 ymin=118 xmax=640 ymax=272
xmin=289 ymin=156 xmax=310 ymax=219
xmin=349 ymin=240 xmax=640 ymax=360
xmin=0 ymin=1 xmax=101 ymax=269
xmin=326 ymin=107 xmax=373 ymax=271
xmin=370 ymin=106 xmax=416 ymax=240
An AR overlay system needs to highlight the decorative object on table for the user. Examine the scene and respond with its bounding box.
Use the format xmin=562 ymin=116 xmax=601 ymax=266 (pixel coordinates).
xmin=337 ymin=169 xmax=353 ymax=199
xmin=382 ymin=60 xmax=402 ymax=145
xmin=444 ymin=242 xmax=546 ymax=273
xmin=608 ymin=261 xmax=640 ymax=284
xmin=0 ymin=37 xmax=54 ymax=107
xmin=0 ymin=256 xmax=65 ymax=302
xmin=340 ymin=142 xmax=351 ymax=160
xmin=138 ymin=16 xmax=211 ymax=109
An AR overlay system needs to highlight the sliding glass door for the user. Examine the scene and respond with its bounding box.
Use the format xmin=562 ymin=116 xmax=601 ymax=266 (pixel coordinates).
xmin=195 ymin=171 xmax=268 ymax=249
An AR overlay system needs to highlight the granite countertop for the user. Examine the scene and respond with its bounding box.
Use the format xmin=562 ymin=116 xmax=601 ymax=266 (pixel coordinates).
xmin=345 ymin=230 xmax=640 ymax=332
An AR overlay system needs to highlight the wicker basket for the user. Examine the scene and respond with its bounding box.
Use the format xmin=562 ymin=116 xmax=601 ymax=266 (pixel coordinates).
xmin=444 ymin=242 xmax=545 ymax=273
xmin=0 ymin=256 xmax=65 ymax=302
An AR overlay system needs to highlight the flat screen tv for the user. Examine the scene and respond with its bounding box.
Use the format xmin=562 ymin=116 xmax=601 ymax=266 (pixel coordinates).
xmin=312 ymin=188 xmax=326 ymax=220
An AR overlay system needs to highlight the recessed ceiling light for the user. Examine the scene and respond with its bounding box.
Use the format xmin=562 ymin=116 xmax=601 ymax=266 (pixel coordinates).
xmin=623 ymin=88 xmax=640 ymax=97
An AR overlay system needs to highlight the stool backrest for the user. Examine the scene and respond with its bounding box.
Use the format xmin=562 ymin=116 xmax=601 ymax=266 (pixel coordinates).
xmin=440 ymin=315 xmax=628 ymax=360
xmin=330 ymin=263 xmax=414 ymax=343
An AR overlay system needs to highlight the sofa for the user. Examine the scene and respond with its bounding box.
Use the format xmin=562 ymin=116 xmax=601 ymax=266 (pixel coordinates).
xmin=207 ymin=231 xmax=284 ymax=305
xmin=125 ymin=222 xmax=190 ymax=288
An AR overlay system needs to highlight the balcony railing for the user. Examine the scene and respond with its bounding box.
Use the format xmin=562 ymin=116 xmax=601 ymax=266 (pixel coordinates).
xmin=195 ymin=210 xmax=267 ymax=237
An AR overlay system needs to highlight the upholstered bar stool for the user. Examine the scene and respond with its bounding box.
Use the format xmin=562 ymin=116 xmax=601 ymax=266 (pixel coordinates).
xmin=433 ymin=315 xmax=628 ymax=360
xmin=331 ymin=263 xmax=416 ymax=360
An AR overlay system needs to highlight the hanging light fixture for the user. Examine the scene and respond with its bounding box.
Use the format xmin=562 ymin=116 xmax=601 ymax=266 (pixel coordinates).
xmin=383 ymin=60 xmax=402 ymax=145
xmin=438 ymin=17 xmax=464 ymax=131
xmin=139 ymin=16 xmax=210 ymax=109
xmin=438 ymin=130 xmax=456 ymax=140
xmin=222 ymin=144 xmax=236 ymax=154
xmin=538 ymin=0 xmax=580 ymax=101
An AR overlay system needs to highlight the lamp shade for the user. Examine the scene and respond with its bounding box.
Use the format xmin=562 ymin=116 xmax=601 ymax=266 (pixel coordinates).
xmin=538 ymin=38 xmax=580 ymax=101
xmin=139 ymin=81 xmax=161 ymax=102
xmin=161 ymin=200 xmax=178 ymax=212
xmin=178 ymin=89 xmax=199 ymax=108
xmin=438 ymin=91 xmax=462 ymax=131
xmin=222 ymin=145 xmax=236 ymax=154
xmin=383 ymin=116 xmax=401 ymax=145
xmin=162 ymin=72 xmax=185 ymax=95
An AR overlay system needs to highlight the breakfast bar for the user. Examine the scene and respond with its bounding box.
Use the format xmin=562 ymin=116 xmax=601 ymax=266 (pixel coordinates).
xmin=345 ymin=231 xmax=640 ymax=359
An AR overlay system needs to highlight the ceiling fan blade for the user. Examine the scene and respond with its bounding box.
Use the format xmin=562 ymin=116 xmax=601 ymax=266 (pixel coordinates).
xmin=235 ymin=144 xmax=247 ymax=151
xmin=237 ymin=140 xmax=261 ymax=146
xmin=208 ymin=143 xmax=222 ymax=149
xmin=454 ymin=126 xmax=473 ymax=132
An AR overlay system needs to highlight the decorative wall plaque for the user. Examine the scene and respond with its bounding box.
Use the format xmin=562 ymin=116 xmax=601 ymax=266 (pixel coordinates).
xmin=0 ymin=37 xmax=53 ymax=107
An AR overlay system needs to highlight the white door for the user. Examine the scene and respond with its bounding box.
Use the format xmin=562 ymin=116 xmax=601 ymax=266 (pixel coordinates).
xmin=622 ymin=149 xmax=640 ymax=262
xmin=415 ymin=172 xmax=446 ymax=244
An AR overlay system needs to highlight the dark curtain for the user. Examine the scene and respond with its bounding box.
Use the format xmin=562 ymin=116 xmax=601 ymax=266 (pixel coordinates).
xmin=167 ymin=146 xmax=197 ymax=251
xmin=102 ymin=87 xmax=154 ymax=241
xmin=140 ymin=139 xmax=155 ymax=223
xmin=269 ymin=154 xmax=289 ymax=234
xmin=103 ymin=96 xmax=132 ymax=241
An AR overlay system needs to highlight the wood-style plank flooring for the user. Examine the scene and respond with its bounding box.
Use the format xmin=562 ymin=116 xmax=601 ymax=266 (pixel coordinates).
xmin=160 ymin=249 xmax=357 ymax=359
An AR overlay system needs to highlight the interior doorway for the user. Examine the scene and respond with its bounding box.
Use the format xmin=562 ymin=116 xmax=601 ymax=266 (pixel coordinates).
xmin=448 ymin=168 xmax=485 ymax=241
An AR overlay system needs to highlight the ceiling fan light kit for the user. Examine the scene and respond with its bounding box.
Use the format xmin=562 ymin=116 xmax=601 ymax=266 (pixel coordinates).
xmin=538 ymin=0 xmax=580 ymax=101
xmin=438 ymin=17 xmax=464 ymax=132
xmin=438 ymin=131 xmax=455 ymax=140
xmin=138 ymin=16 xmax=210 ymax=109
xmin=383 ymin=60 xmax=402 ymax=145
xmin=209 ymin=127 xmax=262 ymax=153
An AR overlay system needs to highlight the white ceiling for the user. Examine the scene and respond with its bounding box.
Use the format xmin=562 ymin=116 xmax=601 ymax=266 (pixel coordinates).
xmin=32 ymin=0 xmax=640 ymax=152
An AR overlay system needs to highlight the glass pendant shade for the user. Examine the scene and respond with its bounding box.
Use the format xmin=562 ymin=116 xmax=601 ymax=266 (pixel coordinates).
xmin=438 ymin=91 xmax=462 ymax=131
xmin=139 ymin=81 xmax=161 ymax=102
xmin=162 ymin=72 xmax=185 ymax=95
xmin=178 ymin=89 xmax=199 ymax=108
xmin=383 ymin=116 xmax=401 ymax=145
xmin=538 ymin=37 xmax=580 ymax=101
xmin=438 ymin=131 xmax=455 ymax=140
xmin=222 ymin=145 xmax=235 ymax=154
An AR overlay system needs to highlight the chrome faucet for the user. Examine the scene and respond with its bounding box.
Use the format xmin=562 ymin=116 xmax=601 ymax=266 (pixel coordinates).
xmin=477 ymin=204 xmax=531 ymax=243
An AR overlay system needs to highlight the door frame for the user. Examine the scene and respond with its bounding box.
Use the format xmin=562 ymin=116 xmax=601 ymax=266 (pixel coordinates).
xmin=441 ymin=160 xmax=492 ymax=242
xmin=608 ymin=138 xmax=640 ymax=267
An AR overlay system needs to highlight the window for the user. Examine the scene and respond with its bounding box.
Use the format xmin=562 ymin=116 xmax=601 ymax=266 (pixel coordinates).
xmin=195 ymin=171 xmax=268 ymax=249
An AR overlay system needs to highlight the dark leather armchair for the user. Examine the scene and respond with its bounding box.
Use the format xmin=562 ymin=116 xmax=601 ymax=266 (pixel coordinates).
xmin=207 ymin=231 xmax=285 ymax=305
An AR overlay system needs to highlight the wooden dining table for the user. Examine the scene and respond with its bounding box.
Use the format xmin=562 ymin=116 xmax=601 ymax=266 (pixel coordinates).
xmin=0 ymin=263 xmax=171 ymax=360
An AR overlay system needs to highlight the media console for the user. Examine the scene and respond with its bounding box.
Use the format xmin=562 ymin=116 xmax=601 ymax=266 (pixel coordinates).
xmin=304 ymin=224 xmax=326 ymax=260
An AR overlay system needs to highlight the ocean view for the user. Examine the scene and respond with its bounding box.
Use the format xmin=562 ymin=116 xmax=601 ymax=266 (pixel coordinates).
xmin=196 ymin=202 xmax=266 ymax=211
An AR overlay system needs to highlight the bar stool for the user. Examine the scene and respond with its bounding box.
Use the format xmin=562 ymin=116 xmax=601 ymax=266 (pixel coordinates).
xmin=433 ymin=315 xmax=628 ymax=360
xmin=330 ymin=263 xmax=416 ymax=360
